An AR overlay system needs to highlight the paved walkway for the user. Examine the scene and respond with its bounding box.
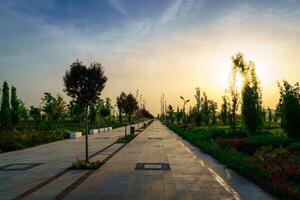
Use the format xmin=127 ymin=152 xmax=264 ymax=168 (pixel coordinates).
xmin=0 ymin=124 xmax=140 ymax=200
xmin=0 ymin=121 xmax=272 ymax=200
xmin=63 ymin=121 xmax=240 ymax=200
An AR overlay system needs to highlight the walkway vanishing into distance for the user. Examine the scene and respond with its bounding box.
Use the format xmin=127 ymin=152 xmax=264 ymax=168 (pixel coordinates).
xmin=0 ymin=121 xmax=272 ymax=200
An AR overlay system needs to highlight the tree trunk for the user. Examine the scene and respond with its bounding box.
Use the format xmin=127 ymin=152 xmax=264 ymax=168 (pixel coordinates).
xmin=85 ymin=105 xmax=89 ymax=162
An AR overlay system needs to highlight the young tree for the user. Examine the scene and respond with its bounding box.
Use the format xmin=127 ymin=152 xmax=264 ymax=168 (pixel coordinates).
xmin=167 ymin=105 xmax=174 ymax=124
xmin=10 ymin=86 xmax=20 ymax=128
xmin=176 ymin=108 xmax=184 ymax=124
xmin=194 ymin=87 xmax=202 ymax=126
xmin=116 ymin=92 xmax=126 ymax=123
xmin=232 ymin=53 xmax=263 ymax=135
xmin=124 ymin=93 xmax=138 ymax=130
xmin=1 ymin=81 xmax=11 ymax=128
xmin=202 ymin=92 xmax=210 ymax=126
xmin=209 ymin=100 xmax=218 ymax=125
xmin=64 ymin=60 xmax=107 ymax=162
xmin=229 ymin=56 xmax=239 ymax=130
xmin=276 ymin=81 xmax=300 ymax=137
xmin=220 ymin=95 xmax=229 ymax=125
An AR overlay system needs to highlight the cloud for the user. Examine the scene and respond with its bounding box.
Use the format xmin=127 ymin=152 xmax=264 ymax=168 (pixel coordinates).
xmin=107 ymin=0 xmax=129 ymax=19
xmin=159 ymin=0 xmax=204 ymax=24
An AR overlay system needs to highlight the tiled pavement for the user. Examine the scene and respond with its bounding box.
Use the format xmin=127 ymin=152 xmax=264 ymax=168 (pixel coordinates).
xmin=64 ymin=121 xmax=241 ymax=200
xmin=0 ymin=124 xmax=139 ymax=200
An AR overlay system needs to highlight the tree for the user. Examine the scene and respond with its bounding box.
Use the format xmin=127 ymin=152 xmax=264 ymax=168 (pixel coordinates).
xmin=116 ymin=92 xmax=127 ymax=123
xmin=42 ymin=93 xmax=66 ymax=121
xmin=11 ymin=86 xmax=20 ymax=128
xmin=220 ymin=95 xmax=229 ymax=125
xmin=68 ymin=100 xmax=84 ymax=123
xmin=1 ymin=81 xmax=11 ymax=128
xmin=232 ymin=53 xmax=263 ymax=135
xmin=229 ymin=56 xmax=240 ymax=130
xmin=19 ymin=100 xmax=29 ymax=120
xmin=202 ymin=92 xmax=210 ymax=126
xmin=267 ymin=107 xmax=273 ymax=124
xmin=194 ymin=87 xmax=202 ymax=126
xmin=167 ymin=105 xmax=174 ymax=124
xmin=89 ymin=104 xmax=97 ymax=125
xmin=209 ymin=100 xmax=218 ymax=125
xmin=64 ymin=60 xmax=107 ymax=162
xmin=99 ymin=106 xmax=111 ymax=123
xmin=124 ymin=93 xmax=138 ymax=130
xmin=29 ymin=106 xmax=42 ymax=122
xmin=276 ymin=81 xmax=300 ymax=137
xmin=176 ymin=106 xmax=183 ymax=124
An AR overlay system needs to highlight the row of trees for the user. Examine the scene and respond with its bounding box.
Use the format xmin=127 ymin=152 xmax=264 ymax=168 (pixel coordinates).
xmin=63 ymin=60 xmax=153 ymax=161
xmin=0 ymin=81 xmax=27 ymax=129
xmin=0 ymin=86 xmax=153 ymax=131
xmin=164 ymin=52 xmax=300 ymax=137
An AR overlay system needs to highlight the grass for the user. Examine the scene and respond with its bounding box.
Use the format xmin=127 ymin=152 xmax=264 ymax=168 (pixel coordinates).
xmin=116 ymin=134 xmax=137 ymax=143
xmin=167 ymin=123 xmax=300 ymax=200
xmin=70 ymin=159 xmax=102 ymax=170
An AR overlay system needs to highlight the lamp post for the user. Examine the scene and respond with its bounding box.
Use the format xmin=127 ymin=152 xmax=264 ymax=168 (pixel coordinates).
xmin=180 ymin=96 xmax=190 ymax=130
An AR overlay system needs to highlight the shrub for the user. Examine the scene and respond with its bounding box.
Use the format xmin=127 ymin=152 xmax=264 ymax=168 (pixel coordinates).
xmin=71 ymin=159 xmax=102 ymax=170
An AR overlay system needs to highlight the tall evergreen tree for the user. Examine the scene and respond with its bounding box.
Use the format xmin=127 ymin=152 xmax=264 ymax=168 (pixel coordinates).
xmin=220 ymin=95 xmax=229 ymax=125
xmin=0 ymin=81 xmax=11 ymax=128
xmin=11 ymin=86 xmax=20 ymax=128
xmin=194 ymin=87 xmax=202 ymax=126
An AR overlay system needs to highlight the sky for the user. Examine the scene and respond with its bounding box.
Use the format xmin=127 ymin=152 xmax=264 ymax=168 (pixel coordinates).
xmin=0 ymin=0 xmax=300 ymax=115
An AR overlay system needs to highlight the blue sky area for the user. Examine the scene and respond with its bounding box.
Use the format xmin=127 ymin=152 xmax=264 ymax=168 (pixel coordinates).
xmin=0 ymin=0 xmax=300 ymax=114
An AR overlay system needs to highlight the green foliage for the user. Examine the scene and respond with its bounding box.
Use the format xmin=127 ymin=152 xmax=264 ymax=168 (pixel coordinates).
xmin=194 ymin=87 xmax=202 ymax=126
xmin=124 ymin=93 xmax=139 ymax=122
xmin=117 ymin=92 xmax=138 ymax=126
xmin=167 ymin=105 xmax=174 ymax=124
xmin=42 ymin=93 xmax=66 ymax=121
xmin=202 ymin=92 xmax=210 ymax=125
xmin=220 ymin=95 xmax=229 ymax=125
xmin=277 ymin=81 xmax=300 ymax=137
xmin=0 ymin=129 xmax=69 ymax=152
xmin=68 ymin=100 xmax=84 ymax=122
xmin=89 ymin=104 xmax=97 ymax=124
xmin=99 ymin=106 xmax=111 ymax=118
xmin=229 ymin=60 xmax=239 ymax=130
xmin=168 ymin=123 xmax=300 ymax=200
xmin=116 ymin=92 xmax=127 ymax=122
xmin=71 ymin=159 xmax=102 ymax=170
xmin=19 ymin=100 xmax=29 ymax=120
xmin=10 ymin=86 xmax=20 ymax=128
xmin=209 ymin=100 xmax=217 ymax=125
xmin=63 ymin=60 xmax=108 ymax=107
xmin=29 ymin=106 xmax=42 ymax=121
xmin=116 ymin=134 xmax=137 ymax=143
xmin=1 ymin=81 xmax=11 ymax=128
xmin=231 ymin=53 xmax=263 ymax=134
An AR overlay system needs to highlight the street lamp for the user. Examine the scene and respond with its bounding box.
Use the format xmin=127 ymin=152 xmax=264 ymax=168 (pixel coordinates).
xmin=180 ymin=96 xmax=190 ymax=130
